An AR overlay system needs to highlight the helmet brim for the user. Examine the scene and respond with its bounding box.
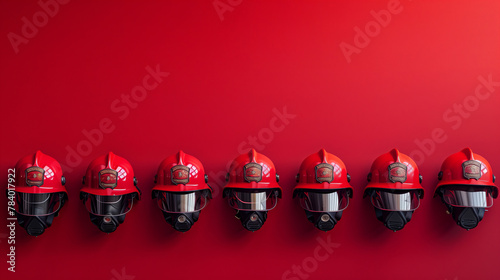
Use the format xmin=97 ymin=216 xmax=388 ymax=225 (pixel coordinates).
xmin=14 ymin=185 xmax=68 ymax=196
xmin=80 ymin=186 xmax=141 ymax=200
xmin=223 ymin=182 xmax=282 ymax=198
xmin=152 ymin=183 xmax=212 ymax=193
xmin=293 ymin=182 xmax=353 ymax=198
xmin=434 ymin=181 xmax=498 ymax=199
xmin=363 ymin=182 xmax=424 ymax=198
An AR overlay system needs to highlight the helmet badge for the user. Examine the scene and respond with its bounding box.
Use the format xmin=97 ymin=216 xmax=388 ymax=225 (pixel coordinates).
xmin=388 ymin=162 xmax=407 ymax=183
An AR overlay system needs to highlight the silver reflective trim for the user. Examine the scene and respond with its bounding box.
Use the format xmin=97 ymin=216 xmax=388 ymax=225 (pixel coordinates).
xmin=228 ymin=190 xmax=278 ymax=211
xmin=449 ymin=190 xmax=491 ymax=207
xmin=306 ymin=192 xmax=342 ymax=212
xmin=157 ymin=191 xmax=208 ymax=213
xmin=237 ymin=191 xmax=267 ymax=211
xmin=382 ymin=192 xmax=413 ymax=211
xmin=165 ymin=193 xmax=196 ymax=212
xmin=371 ymin=191 xmax=420 ymax=211
xmin=298 ymin=190 xmax=350 ymax=212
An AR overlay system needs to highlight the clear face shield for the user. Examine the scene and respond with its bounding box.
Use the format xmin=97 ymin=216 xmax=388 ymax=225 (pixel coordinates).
xmin=155 ymin=190 xmax=210 ymax=213
xmin=438 ymin=186 xmax=495 ymax=230
xmin=15 ymin=192 xmax=64 ymax=216
xmin=226 ymin=188 xmax=280 ymax=231
xmin=296 ymin=189 xmax=351 ymax=231
xmin=368 ymin=189 xmax=421 ymax=232
xmin=83 ymin=193 xmax=135 ymax=216
xmin=227 ymin=189 xmax=279 ymax=211
xmin=370 ymin=190 xmax=421 ymax=211
xmin=441 ymin=186 xmax=494 ymax=208
xmin=297 ymin=190 xmax=350 ymax=212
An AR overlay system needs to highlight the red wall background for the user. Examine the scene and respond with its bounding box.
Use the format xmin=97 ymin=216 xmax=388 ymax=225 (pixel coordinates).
xmin=1 ymin=1 xmax=500 ymax=279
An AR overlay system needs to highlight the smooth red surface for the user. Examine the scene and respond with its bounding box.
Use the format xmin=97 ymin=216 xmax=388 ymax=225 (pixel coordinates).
xmin=1 ymin=1 xmax=500 ymax=279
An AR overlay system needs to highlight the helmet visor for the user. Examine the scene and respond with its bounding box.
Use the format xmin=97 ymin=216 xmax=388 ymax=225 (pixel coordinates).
xmin=156 ymin=191 xmax=209 ymax=213
xmin=298 ymin=190 xmax=350 ymax=212
xmin=370 ymin=190 xmax=420 ymax=211
xmin=15 ymin=193 xmax=63 ymax=216
xmin=442 ymin=187 xmax=493 ymax=208
xmin=84 ymin=194 xmax=134 ymax=216
xmin=227 ymin=190 xmax=279 ymax=211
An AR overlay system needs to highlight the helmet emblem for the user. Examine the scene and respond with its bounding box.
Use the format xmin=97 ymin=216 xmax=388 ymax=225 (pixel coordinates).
xmin=99 ymin=169 xmax=118 ymax=189
xmin=462 ymin=160 xmax=481 ymax=180
xmin=244 ymin=163 xmax=262 ymax=182
xmin=171 ymin=165 xmax=190 ymax=185
xmin=388 ymin=163 xmax=407 ymax=183
xmin=315 ymin=163 xmax=334 ymax=183
xmin=26 ymin=166 xmax=45 ymax=187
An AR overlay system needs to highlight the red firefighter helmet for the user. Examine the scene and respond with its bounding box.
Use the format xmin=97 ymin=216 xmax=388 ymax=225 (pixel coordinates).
xmin=14 ymin=150 xmax=67 ymax=195
xmin=293 ymin=149 xmax=353 ymax=231
xmin=435 ymin=148 xmax=497 ymax=198
xmin=223 ymin=149 xmax=282 ymax=231
xmin=152 ymin=151 xmax=212 ymax=232
xmin=80 ymin=152 xmax=140 ymax=198
xmin=152 ymin=150 xmax=212 ymax=195
xmin=13 ymin=151 xmax=67 ymax=236
xmin=80 ymin=152 xmax=140 ymax=233
xmin=364 ymin=148 xmax=424 ymax=198
xmin=223 ymin=149 xmax=282 ymax=197
xmin=434 ymin=148 xmax=497 ymax=230
xmin=364 ymin=149 xmax=424 ymax=231
xmin=293 ymin=149 xmax=353 ymax=197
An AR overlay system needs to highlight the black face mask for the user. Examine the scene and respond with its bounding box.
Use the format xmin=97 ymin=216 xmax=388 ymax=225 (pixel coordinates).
xmin=16 ymin=213 xmax=54 ymax=236
xmin=305 ymin=210 xmax=342 ymax=231
xmin=15 ymin=193 xmax=66 ymax=237
xmin=90 ymin=214 xmax=125 ymax=233
xmin=374 ymin=208 xmax=413 ymax=232
xmin=447 ymin=206 xmax=484 ymax=230
xmin=436 ymin=188 xmax=487 ymax=230
xmin=162 ymin=212 xmax=200 ymax=232
xmin=86 ymin=194 xmax=130 ymax=233
xmin=236 ymin=211 xmax=267 ymax=231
